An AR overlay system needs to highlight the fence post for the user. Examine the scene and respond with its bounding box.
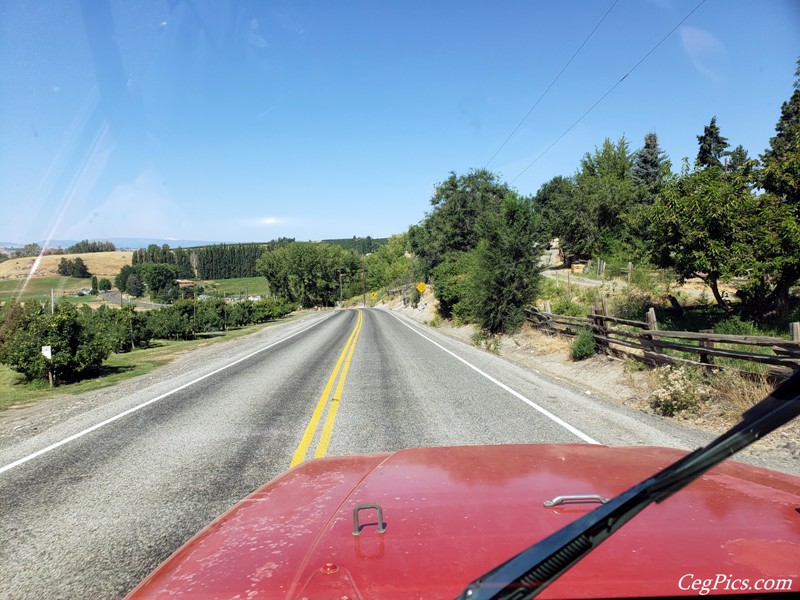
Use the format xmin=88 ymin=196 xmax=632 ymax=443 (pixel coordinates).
xmin=645 ymin=307 xmax=659 ymax=354
xmin=792 ymin=322 xmax=800 ymax=343
xmin=543 ymin=301 xmax=552 ymax=313
xmin=699 ymin=329 xmax=714 ymax=369
xmin=627 ymin=262 xmax=633 ymax=285
xmin=593 ymin=297 xmax=609 ymax=352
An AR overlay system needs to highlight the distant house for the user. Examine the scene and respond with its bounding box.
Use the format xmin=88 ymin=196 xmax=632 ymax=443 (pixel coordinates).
xmin=176 ymin=280 xmax=197 ymax=289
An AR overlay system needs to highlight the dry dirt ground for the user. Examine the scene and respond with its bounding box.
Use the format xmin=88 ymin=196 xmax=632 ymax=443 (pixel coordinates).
xmin=0 ymin=251 xmax=132 ymax=280
xmin=380 ymin=288 xmax=800 ymax=474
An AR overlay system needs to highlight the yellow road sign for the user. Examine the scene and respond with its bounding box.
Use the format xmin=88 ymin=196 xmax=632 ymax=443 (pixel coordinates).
xmin=370 ymin=292 xmax=377 ymax=299
xmin=416 ymin=282 xmax=426 ymax=293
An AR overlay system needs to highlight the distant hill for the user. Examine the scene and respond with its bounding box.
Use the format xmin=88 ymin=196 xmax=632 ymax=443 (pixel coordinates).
xmin=0 ymin=251 xmax=133 ymax=280
xmin=1 ymin=238 xmax=229 ymax=250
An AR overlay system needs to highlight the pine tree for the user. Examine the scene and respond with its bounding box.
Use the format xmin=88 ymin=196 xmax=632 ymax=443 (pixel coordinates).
xmin=759 ymin=58 xmax=800 ymax=208
xmin=696 ymin=116 xmax=729 ymax=169
xmin=631 ymin=132 xmax=669 ymax=196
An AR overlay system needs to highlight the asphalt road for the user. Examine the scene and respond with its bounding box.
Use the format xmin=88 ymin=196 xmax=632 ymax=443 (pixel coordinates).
xmin=0 ymin=308 xmax=712 ymax=599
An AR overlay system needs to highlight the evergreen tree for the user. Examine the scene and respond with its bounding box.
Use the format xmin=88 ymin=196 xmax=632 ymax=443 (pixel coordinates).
xmin=748 ymin=57 xmax=800 ymax=315
xmin=468 ymin=194 xmax=544 ymax=334
xmin=728 ymin=145 xmax=755 ymax=175
xmin=631 ymin=132 xmax=670 ymax=198
xmin=759 ymin=58 xmax=800 ymax=208
xmin=696 ymin=116 xmax=729 ymax=169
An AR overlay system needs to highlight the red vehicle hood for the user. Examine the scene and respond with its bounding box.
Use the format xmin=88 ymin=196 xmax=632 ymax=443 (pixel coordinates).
xmin=126 ymin=444 xmax=800 ymax=599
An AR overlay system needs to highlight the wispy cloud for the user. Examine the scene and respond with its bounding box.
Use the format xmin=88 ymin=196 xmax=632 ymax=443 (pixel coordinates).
xmin=250 ymin=216 xmax=290 ymax=226
xmin=679 ymin=26 xmax=726 ymax=80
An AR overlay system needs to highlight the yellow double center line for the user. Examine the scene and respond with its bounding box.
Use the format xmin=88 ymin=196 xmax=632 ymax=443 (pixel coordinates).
xmin=290 ymin=310 xmax=363 ymax=467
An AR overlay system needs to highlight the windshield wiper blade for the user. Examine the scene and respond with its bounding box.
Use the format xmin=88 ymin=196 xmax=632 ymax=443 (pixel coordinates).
xmin=455 ymin=370 xmax=800 ymax=600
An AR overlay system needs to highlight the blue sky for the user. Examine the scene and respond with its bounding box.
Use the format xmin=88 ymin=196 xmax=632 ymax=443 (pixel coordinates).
xmin=1 ymin=0 xmax=798 ymax=245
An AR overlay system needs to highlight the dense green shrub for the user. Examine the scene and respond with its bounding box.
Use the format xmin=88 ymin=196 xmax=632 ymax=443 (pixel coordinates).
xmin=712 ymin=316 xmax=761 ymax=336
xmin=431 ymin=252 xmax=476 ymax=321
xmin=552 ymin=296 xmax=587 ymax=317
xmin=570 ymin=328 xmax=596 ymax=361
xmin=609 ymin=291 xmax=658 ymax=321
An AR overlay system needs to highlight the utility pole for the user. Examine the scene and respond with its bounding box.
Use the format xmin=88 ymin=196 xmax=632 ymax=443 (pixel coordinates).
xmin=51 ymin=289 xmax=54 ymax=314
xmin=361 ymin=262 xmax=366 ymax=308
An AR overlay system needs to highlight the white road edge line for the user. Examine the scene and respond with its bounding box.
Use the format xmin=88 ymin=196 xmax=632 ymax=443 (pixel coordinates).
xmin=0 ymin=313 xmax=335 ymax=475
xmin=387 ymin=311 xmax=600 ymax=445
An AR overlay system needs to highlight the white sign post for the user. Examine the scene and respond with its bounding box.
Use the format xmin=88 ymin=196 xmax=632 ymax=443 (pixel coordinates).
xmin=41 ymin=346 xmax=53 ymax=388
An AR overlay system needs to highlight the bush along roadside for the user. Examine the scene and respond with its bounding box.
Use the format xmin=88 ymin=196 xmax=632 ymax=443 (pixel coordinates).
xmin=570 ymin=328 xmax=596 ymax=361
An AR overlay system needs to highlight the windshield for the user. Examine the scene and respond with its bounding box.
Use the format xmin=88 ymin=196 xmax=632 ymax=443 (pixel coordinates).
xmin=1 ymin=2 xmax=799 ymax=599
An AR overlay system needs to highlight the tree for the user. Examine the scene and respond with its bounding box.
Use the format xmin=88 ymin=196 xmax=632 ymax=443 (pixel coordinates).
xmin=98 ymin=278 xmax=112 ymax=292
xmin=759 ymin=58 xmax=800 ymax=208
xmin=71 ymin=257 xmax=90 ymax=278
xmin=1 ymin=301 xmax=110 ymax=383
xmin=115 ymin=265 xmax=134 ymax=291
xmin=13 ymin=243 xmax=42 ymax=258
xmin=562 ymin=137 xmax=638 ymax=258
xmin=728 ymin=145 xmax=756 ymax=176
xmin=66 ymin=239 xmax=116 ymax=253
xmin=531 ymin=175 xmax=577 ymax=241
xmin=364 ymin=233 xmax=419 ymax=291
xmin=135 ymin=262 xmax=178 ymax=301
xmin=0 ymin=300 xmax=28 ymax=364
xmin=696 ymin=116 xmax=729 ymax=169
xmin=126 ymin=274 xmax=145 ymax=298
xmin=631 ymin=132 xmax=670 ymax=201
xmin=747 ymin=57 xmax=800 ymax=315
xmin=91 ymin=276 xmax=99 ymax=295
xmin=57 ymin=257 xmax=91 ymax=278
xmin=256 ymin=242 xmax=360 ymax=308
xmin=408 ymin=169 xmax=512 ymax=274
xmin=468 ymin=194 xmax=544 ymax=334
xmin=648 ymin=165 xmax=752 ymax=308
xmin=145 ymin=304 xmax=193 ymax=340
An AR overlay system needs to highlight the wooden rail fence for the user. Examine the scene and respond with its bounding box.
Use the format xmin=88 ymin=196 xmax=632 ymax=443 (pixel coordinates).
xmin=526 ymin=305 xmax=800 ymax=381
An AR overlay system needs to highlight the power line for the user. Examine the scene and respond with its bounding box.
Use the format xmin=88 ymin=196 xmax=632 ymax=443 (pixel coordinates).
xmin=484 ymin=0 xmax=620 ymax=169
xmin=510 ymin=0 xmax=708 ymax=184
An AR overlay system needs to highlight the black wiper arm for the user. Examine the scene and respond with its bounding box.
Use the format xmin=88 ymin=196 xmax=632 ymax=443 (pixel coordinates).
xmin=455 ymin=370 xmax=800 ymax=600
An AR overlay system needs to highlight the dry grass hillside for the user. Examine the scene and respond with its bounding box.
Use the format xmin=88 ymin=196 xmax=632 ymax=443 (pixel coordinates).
xmin=0 ymin=251 xmax=132 ymax=280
